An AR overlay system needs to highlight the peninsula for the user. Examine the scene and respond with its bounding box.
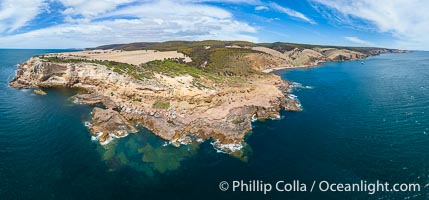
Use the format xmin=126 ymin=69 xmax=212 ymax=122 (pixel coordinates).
xmin=9 ymin=41 xmax=404 ymax=153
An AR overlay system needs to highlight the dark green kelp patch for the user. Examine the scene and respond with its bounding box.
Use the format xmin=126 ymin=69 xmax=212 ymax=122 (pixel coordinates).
xmin=96 ymin=126 xmax=200 ymax=175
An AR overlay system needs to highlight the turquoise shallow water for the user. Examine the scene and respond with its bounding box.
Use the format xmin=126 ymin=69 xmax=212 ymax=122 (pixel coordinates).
xmin=0 ymin=50 xmax=428 ymax=199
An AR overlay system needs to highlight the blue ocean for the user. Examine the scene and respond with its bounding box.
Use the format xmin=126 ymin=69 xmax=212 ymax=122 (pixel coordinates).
xmin=0 ymin=49 xmax=428 ymax=199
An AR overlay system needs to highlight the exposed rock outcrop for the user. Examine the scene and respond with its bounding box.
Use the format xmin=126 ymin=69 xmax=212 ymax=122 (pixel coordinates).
xmin=10 ymin=55 xmax=300 ymax=153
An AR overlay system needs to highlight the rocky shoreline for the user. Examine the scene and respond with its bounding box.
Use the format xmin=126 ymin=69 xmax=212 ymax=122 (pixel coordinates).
xmin=9 ymin=41 xmax=403 ymax=154
xmin=9 ymin=57 xmax=301 ymax=154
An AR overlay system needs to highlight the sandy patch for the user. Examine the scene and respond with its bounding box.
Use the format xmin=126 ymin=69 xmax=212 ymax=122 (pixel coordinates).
xmin=58 ymin=49 xmax=192 ymax=65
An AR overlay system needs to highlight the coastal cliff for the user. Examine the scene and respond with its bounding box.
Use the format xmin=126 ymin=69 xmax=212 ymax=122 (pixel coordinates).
xmin=9 ymin=40 xmax=403 ymax=154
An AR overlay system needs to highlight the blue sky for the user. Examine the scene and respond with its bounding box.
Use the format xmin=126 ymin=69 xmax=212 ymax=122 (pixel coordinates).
xmin=0 ymin=0 xmax=427 ymax=50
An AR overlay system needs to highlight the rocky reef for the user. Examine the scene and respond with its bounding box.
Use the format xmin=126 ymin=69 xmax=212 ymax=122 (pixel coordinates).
xmin=9 ymin=40 xmax=400 ymax=154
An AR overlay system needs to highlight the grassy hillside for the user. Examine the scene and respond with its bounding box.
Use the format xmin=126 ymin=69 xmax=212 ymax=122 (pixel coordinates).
xmin=87 ymin=41 xmax=263 ymax=77
xmin=88 ymin=40 xmax=396 ymax=54
xmin=77 ymin=40 xmax=401 ymax=82
xmin=87 ymin=40 xmax=255 ymax=51
xmin=258 ymin=42 xmax=390 ymax=53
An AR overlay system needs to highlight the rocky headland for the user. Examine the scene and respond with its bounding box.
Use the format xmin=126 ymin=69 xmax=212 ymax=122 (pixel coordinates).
xmin=9 ymin=41 xmax=404 ymax=154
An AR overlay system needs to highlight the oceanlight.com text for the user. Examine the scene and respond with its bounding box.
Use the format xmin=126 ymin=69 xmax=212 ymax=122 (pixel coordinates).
xmin=219 ymin=180 xmax=421 ymax=195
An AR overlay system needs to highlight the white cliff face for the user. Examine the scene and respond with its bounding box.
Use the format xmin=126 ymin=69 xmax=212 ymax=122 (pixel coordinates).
xmin=10 ymin=56 xmax=301 ymax=153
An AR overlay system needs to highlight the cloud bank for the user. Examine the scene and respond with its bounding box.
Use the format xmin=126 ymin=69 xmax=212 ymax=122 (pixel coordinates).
xmin=2 ymin=0 xmax=426 ymax=50
xmin=0 ymin=0 xmax=258 ymax=48
xmin=0 ymin=0 xmax=46 ymax=32
xmin=312 ymin=0 xmax=429 ymax=50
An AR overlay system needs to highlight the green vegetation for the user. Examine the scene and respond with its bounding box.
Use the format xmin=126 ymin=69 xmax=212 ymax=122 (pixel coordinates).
xmin=39 ymin=55 xmax=212 ymax=80
xmin=204 ymin=48 xmax=262 ymax=76
xmin=152 ymin=101 xmax=170 ymax=109
xmin=90 ymin=40 xmax=255 ymax=52
xmin=145 ymin=42 xmax=261 ymax=76
xmin=133 ymin=98 xmax=142 ymax=102
xmin=137 ymin=41 xmax=257 ymax=70
xmin=39 ymin=55 xmax=226 ymax=82
xmin=137 ymin=43 xmax=264 ymax=79
xmin=39 ymin=55 xmax=153 ymax=80
xmin=43 ymin=40 xmax=393 ymax=86
xmin=64 ymin=41 xmax=292 ymax=81
xmin=259 ymin=42 xmax=387 ymax=53
xmin=89 ymin=40 xmax=261 ymax=76
xmin=142 ymin=60 xmax=211 ymax=79
xmin=232 ymin=118 xmax=244 ymax=124
xmin=87 ymin=40 xmax=395 ymax=76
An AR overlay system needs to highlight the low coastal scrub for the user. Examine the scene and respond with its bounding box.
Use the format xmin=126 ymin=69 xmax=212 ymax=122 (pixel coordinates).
xmin=38 ymin=42 xmax=269 ymax=84
xmin=143 ymin=43 xmax=260 ymax=76
xmin=91 ymin=40 xmax=263 ymax=77
xmin=39 ymin=56 xmax=249 ymax=91
xmin=152 ymin=101 xmax=170 ymax=109
xmin=38 ymin=56 xmax=213 ymax=81
xmin=259 ymin=42 xmax=388 ymax=54
xmin=38 ymin=55 xmax=151 ymax=79
xmin=141 ymin=60 xmax=214 ymax=79
xmin=204 ymin=48 xmax=262 ymax=77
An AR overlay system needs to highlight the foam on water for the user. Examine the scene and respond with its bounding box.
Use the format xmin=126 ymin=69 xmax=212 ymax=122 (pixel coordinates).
xmin=290 ymin=81 xmax=314 ymax=90
xmin=91 ymin=132 xmax=103 ymax=141
xmin=210 ymin=140 xmax=244 ymax=153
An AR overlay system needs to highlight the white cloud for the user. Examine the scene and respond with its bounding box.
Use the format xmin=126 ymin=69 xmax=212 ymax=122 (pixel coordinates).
xmin=269 ymin=2 xmax=316 ymax=24
xmin=255 ymin=5 xmax=269 ymax=11
xmin=344 ymin=36 xmax=374 ymax=46
xmin=58 ymin=0 xmax=135 ymax=18
xmin=0 ymin=0 xmax=46 ymax=32
xmin=0 ymin=0 xmax=257 ymax=48
xmin=312 ymin=0 xmax=429 ymax=50
xmin=266 ymin=17 xmax=280 ymax=22
xmin=185 ymin=0 xmax=261 ymax=4
xmin=100 ymin=1 xmax=233 ymax=20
